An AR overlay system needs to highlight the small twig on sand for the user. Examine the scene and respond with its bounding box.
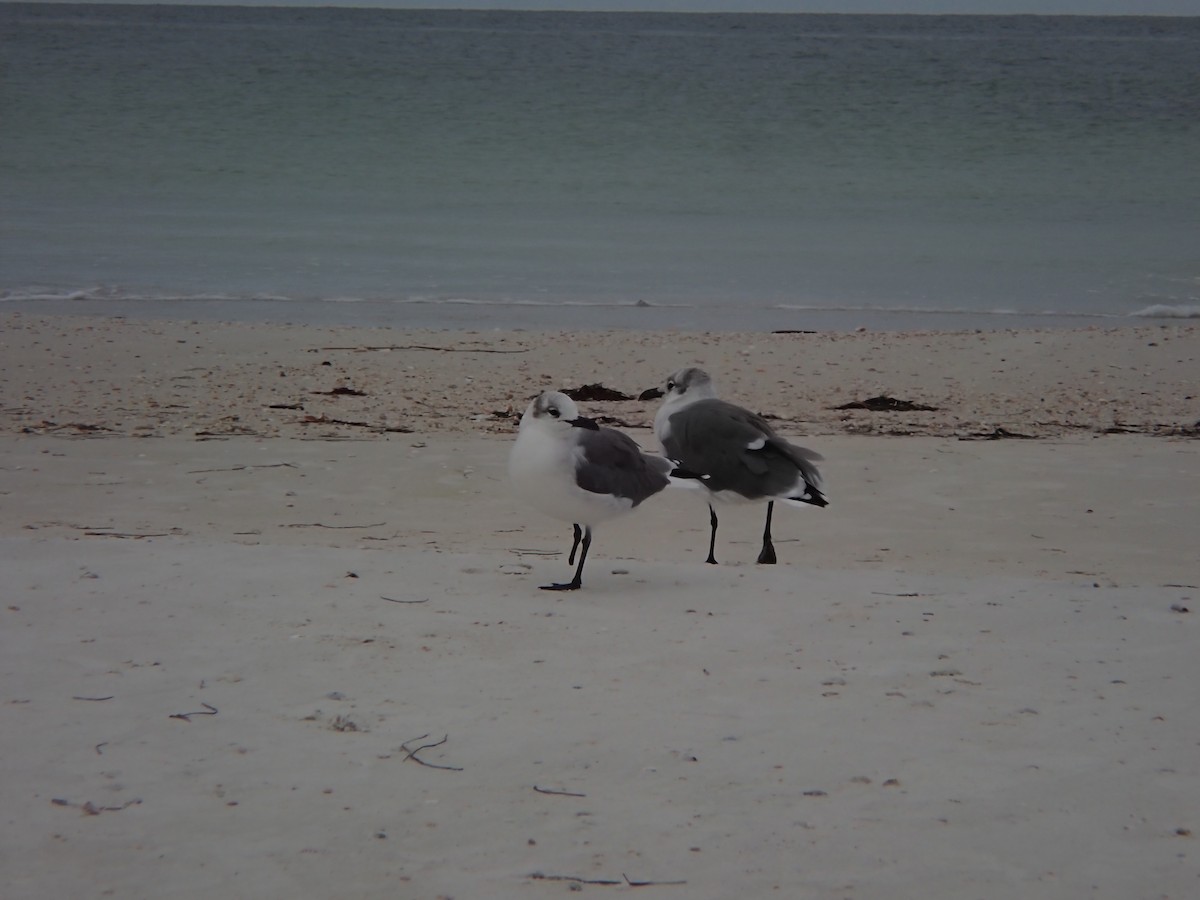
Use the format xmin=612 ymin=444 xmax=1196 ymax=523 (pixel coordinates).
xmin=528 ymin=872 xmax=687 ymax=887
xmin=300 ymin=413 xmax=414 ymax=432
xmin=52 ymin=797 xmax=142 ymax=815
xmin=195 ymin=429 xmax=264 ymax=439
xmin=83 ymin=532 xmax=173 ymax=539
xmin=283 ymin=522 xmax=386 ymax=529
xmin=958 ymin=426 xmax=1037 ymax=441
xmin=624 ymin=874 xmax=688 ymax=887
xmin=529 ymin=873 xmax=622 ymax=886
xmin=169 ymin=702 xmax=218 ymax=722
xmin=400 ymin=733 xmax=463 ymax=771
xmin=187 ymin=463 xmax=297 ymax=474
xmin=72 ymin=695 xmax=114 ymax=701
xmin=533 ymin=785 xmax=587 ymax=798
xmin=381 ymin=596 xmax=430 ymax=604
xmin=317 ymin=344 xmax=528 ymax=354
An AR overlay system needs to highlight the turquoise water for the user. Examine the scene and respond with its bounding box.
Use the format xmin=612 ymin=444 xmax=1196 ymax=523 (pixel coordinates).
xmin=2 ymin=3 xmax=1198 ymax=331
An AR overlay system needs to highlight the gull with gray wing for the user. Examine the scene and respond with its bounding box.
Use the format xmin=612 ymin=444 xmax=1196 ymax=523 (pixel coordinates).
xmin=510 ymin=391 xmax=673 ymax=590
xmin=654 ymin=368 xmax=828 ymax=565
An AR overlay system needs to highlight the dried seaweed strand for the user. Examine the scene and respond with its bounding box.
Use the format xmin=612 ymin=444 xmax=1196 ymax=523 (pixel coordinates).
xmin=533 ymin=785 xmax=587 ymax=798
xmin=169 ymin=702 xmax=218 ymax=722
xmin=400 ymin=733 xmax=463 ymax=771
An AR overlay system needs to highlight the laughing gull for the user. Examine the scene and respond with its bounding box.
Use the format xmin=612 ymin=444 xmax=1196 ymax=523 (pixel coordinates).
xmin=654 ymin=367 xmax=827 ymax=565
xmin=510 ymin=391 xmax=672 ymax=591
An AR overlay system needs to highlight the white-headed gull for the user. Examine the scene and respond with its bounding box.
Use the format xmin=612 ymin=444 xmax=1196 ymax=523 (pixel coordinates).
xmin=510 ymin=391 xmax=673 ymax=590
xmin=654 ymin=367 xmax=827 ymax=565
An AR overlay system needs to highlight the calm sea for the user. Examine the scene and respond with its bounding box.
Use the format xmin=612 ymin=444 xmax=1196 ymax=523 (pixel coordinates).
xmin=2 ymin=3 xmax=1198 ymax=332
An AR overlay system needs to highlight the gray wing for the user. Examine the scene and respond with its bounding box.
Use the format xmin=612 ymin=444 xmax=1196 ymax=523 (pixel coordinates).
xmin=575 ymin=427 xmax=670 ymax=506
xmin=665 ymin=399 xmax=823 ymax=499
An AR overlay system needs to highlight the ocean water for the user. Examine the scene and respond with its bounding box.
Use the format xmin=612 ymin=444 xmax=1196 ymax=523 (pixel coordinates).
xmin=2 ymin=3 xmax=1198 ymax=332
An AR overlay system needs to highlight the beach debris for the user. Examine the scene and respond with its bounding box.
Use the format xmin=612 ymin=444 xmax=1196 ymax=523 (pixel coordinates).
xmin=529 ymin=873 xmax=623 ymax=886
xmin=564 ymin=383 xmax=632 ymax=402
xmin=831 ymin=395 xmax=938 ymax=412
xmin=533 ymin=785 xmax=587 ymax=798
xmin=959 ymin=427 xmax=1037 ymax=441
xmin=528 ymin=872 xmax=687 ymax=887
xmin=594 ymin=415 xmax=641 ymax=429
xmin=314 ymin=343 xmax=528 ymax=353
xmin=381 ymin=595 xmax=429 ymax=604
xmin=195 ymin=417 xmax=264 ymax=438
xmin=1161 ymin=421 xmax=1200 ymax=438
xmin=169 ymin=702 xmax=218 ymax=722
xmin=283 ymin=521 xmax=385 ymax=529
xmin=71 ymin=695 xmax=114 ymax=702
xmin=187 ymin=462 xmax=297 ymax=474
xmin=83 ymin=530 xmax=177 ymax=539
xmin=21 ymin=420 xmax=119 ymax=436
xmin=311 ymin=386 xmax=366 ymax=396
xmin=329 ymin=715 xmax=360 ymax=733
xmin=399 ymin=733 xmax=463 ymax=771
xmin=298 ymin=413 xmax=413 ymax=432
xmin=52 ymin=797 xmax=142 ymax=816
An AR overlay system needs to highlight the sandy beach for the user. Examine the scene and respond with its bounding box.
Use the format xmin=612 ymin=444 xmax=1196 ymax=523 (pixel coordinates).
xmin=2 ymin=313 xmax=1198 ymax=899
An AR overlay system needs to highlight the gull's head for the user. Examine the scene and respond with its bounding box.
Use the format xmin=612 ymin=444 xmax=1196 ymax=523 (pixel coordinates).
xmin=521 ymin=391 xmax=599 ymax=433
xmin=663 ymin=368 xmax=716 ymax=405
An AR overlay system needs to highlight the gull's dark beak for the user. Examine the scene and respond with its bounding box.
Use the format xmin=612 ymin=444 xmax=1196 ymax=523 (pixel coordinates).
xmin=569 ymin=416 xmax=600 ymax=431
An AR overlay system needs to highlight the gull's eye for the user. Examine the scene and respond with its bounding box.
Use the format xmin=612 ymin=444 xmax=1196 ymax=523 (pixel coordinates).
xmin=666 ymin=380 xmax=676 ymax=391
xmin=548 ymin=407 xmax=560 ymax=418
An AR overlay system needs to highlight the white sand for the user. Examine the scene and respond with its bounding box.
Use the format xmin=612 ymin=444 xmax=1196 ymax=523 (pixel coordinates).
xmin=1 ymin=314 xmax=1198 ymax=898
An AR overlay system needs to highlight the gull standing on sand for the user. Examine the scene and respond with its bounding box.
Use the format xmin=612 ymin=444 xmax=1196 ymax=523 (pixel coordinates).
xmin=654 ymin=368 xmax=828 ymax=565
xmin=510 ymin=391 xmax=672 ymax=591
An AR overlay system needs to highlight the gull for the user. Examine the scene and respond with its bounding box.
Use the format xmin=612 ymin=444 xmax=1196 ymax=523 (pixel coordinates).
xmin=654 ymin=367 xmax=827 ymax=565
xmin=510 ymin=391 xmax=672 ymax=591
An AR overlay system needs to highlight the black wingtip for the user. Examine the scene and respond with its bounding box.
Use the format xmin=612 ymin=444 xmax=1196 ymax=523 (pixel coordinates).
xmin=792 ymin=486 xmax=829 ymax=508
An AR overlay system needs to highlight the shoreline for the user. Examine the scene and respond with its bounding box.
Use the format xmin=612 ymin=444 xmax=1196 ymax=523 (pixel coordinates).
xmin=3 ymin=295 xmax=1196 ymax=336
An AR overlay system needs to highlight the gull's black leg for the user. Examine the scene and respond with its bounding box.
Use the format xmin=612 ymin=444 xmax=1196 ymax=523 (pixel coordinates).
xmin=705 ymin=504 xmax=719 ymax=565
xmin=756 ymin=501 xmax=777 ymax=565
xmin=567 ymin=523 xmax=583 ymax=565
xmin=543 ymin=526 xmax=591 ymax=591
